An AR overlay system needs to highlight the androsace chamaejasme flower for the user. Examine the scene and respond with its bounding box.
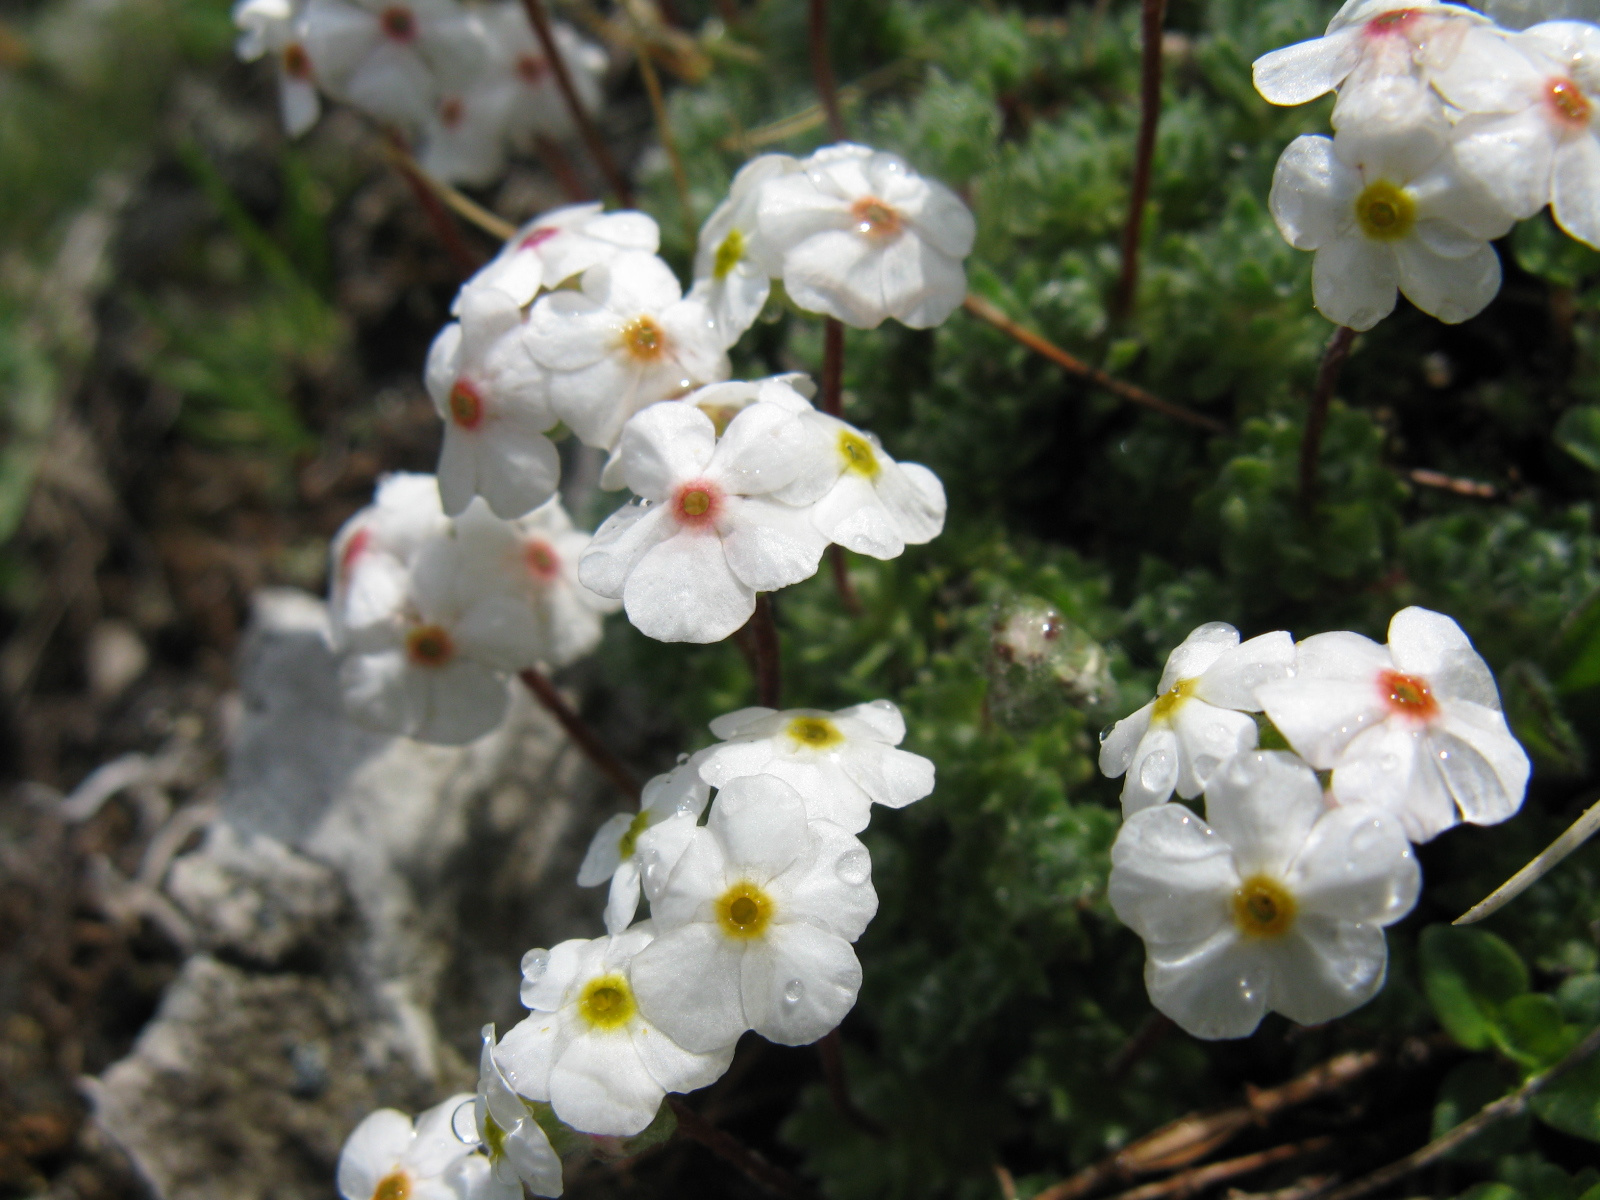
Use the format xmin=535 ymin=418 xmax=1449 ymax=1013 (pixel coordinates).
xmin=577 ymin=759 xmax=709 ymax=934
xmin=459 ymin=204 xmax=659 ymax=313
xmin=689 ymin=154 xmax=799 ymax=348
xmin=328 ymin=471 xmax=449 ymax=652
xmin=474 ymin=1026 xmax=563 ymax=1198
xmin=336 ymin=1094 xmax=483 ymax=1200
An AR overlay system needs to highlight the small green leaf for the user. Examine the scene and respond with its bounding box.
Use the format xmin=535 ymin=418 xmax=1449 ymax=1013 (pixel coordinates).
xmin=1500 ymin=993 xmax=1575 ymax=1070
xmin=1532 ymin=1052 xmax=1600 ymax=1143
xmin=1555 ymin=406 xmax=1600 ymax=474
xmin=1420 ymin=925 xmax=1531 ymax=1051
xmin=1558 ymin=975 xmax=1600 ymax=1027
xmin=1512 ymin=211 xmax=1600 ymax=289
xmin=1454 ymin=1185 xmax=1522 ymax=1200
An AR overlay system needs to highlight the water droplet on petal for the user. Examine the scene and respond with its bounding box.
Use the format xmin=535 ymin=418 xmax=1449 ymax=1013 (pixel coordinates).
xmin=521 ymin=948 xmax=550 ymax=982
xmin=1099 ymin=723 xmax=1118 ymax=745
xmin=783 ymin=979 xmax=805 ymax=1004
xmin=835 ymin=847 xmax=871 ymax=886
xmin=1139 ymin=749 xmax=1175 ymax=792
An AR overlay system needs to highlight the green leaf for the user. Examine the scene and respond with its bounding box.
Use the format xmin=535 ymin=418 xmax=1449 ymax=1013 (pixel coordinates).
xmin=1555 ymin=589 xmax=1600 ymax=694
xmin=1555 ymin=406 xmax=1600 ymax=474
xmin=1512 ymin=211 xmax=1600 ymax=289
xmin=1558 ymin=975 xmax=1600 ymax=1027
xmin=1502 ymin=661 xmax=1586 ymax=776
xmin=1500 ymin=993 xmax=1575 ymax=1070
xmin=1455 ymin=1186 xmax=1522 ymax=1200
xmin=1420 ymin=925 xmax=1531 ymax=1052
xmin=1532 ymin=1051 xmax=1600 ymax=1143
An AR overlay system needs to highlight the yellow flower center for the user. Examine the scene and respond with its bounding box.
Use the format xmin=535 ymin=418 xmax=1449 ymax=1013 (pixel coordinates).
xmin=372 ymin=1172 xmax=409 ymax=1200
xmin=787 ymin=715 xmax=844 ymax=749
xmin=617 ymin=810 xmax=652 ymax=859
xmin=405 ymin=624 xmax=455 ymax=668
xmin=577 ymin=973 xmax=636 ymax=1029
xmin=716 ymin=882 xmax=774 ymax=939
xmin=838 ymin=430 xmax=879 ymax=478
xmin=481 ymin=1113 xmax=507 ymax=1162
xmin=1232 ymin=875 xmax=1297 ymax=939
xmin=620 ymin=315 xmax=666 ymax=361
xmin=1355 ymin=180 xmax=1416 ymax=241
xmin=681 ymin=489 xmax=711 ymax=517
xmin=713 ymin=228 xmax=745 ymax=280
xmin=1150 ymin=676 xmax=1199 ymax=724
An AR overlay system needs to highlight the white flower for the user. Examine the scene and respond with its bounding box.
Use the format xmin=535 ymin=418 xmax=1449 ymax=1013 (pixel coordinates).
xmin=1269 ymin=132 xmax=1513 ymax=330
xmin=1099 ymin=623 xmax=1295 ymax=817
xmin=425 ymin=285 xmax=560 ymax=519
xmin=1109 ymin=751 xmax=1421 ymax=1040
xmin=417 ymin=81 xmax=513 ymax=187
xmin=451 ymin=497 xmax=619 ymax=671
xmin=337 ymin=1095 xmax=481 ymax=1200
xmin=459 ymin=204 xmax=660 ymax=313
xmin=475 ymin=1026 xmax=563 ymax=1198
xmin=338 ymin=529 xmax=531 ymax=744
xmin=497 ymin=925 xmax=735 ymax=1137
xmin=1258 ymin=606 xmax=1531 ymax=843
xmin=689 ymin=155 xmax=801 ymax=347
xmin=234 ymin=0 xmax=322 ymax=136
xmin=577 ymin=399 xmax=829 ymax=644
xmin=757 ymin=143 xmax=976 ymax=329
xmin=525 ymin=251 xmax=728 ymax=450
xmin=328 ymin=471 xmax=449 ymax=652
xmin=578 ymin=759 xmax=710 ymax=933
xmin=695 ymin=700 xmax=934 ymax=834
xmin=1433 ymin=21 xmax=1600 ymax=247
xmin=302 ymin=0 xmax=488 ymax=130
xmin=478 ymin=4 xmax=608 ymax=148
xmin=629 ymin=774 xmax=877 ymax=1052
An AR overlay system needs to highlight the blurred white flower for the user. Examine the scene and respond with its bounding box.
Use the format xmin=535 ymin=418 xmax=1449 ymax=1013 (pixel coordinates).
xmin=452 ymin=498 xmax=619 ymax=671
xmin=689 ymin=154 xmax=800 ymax=347
xmin=757 ymin=142 xmax=976 ymax=329
xmin=336 ymin=1095 xmax=481 ymax=1200
xmin=1109 ymin=751 xmax=1420 ymax=1040
xmin=525 ymin=252 xmax=728 ymax=450
xmin=1269 ymin=132 xmax=1513 ymax=329
xmin=497 ymin=925 xmax=734 ymax=1137
xmin=417 ymin=82 xmax=514 ymax=186
xmin=578 ymin=759 xmax=710 ymax=933
xmin=474 ymin=1026 xmax=563 ymax=1198
xmin=479 ymin=4 xmax=608 ymax=148
xmin=234 ymin=0 xmax=322 ymax=136
xmin=696 ymin=700 xmax=934 ymax=834
xmin=424 ymin=285 xmax=560 ymax=519
xmin=629 ymin=775 xmax=877 ymax=1052
xmin=1258 ymin=606 xmax=1531 ymax=842
xmin=1099 ymin=623 xmax=1295 ymax=817
xmin=1434 ymin=21 xmax=1600 ymax=247
xmin=460 ymin=204 xmax=660 ymax=312
xmin=577 ymin=399 xmax=829 ymax=644
xmin=328 ymin=471 xmax=449 ymax=652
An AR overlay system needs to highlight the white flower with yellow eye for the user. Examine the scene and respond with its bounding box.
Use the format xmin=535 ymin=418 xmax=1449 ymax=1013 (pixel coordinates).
xmin=524 ymin=251 xmax=729 ymax=451
xmin=328 ymin=471 xmax=449 ymax=653
xmin=425 ymin=286 xmax=560 ymax=520
xmin=1109 ymin=751 xmax=1420 ymax=1040
xmin=1099 ymin=623 xmax=1295 ymax=818
xmin=1269 ymin=133 xmax=1514 ymax=330
xmin=695 ymin=701 xmax=934 ymax=834
xmin=496 ymin=925 xmax=735 ymax=1137
xmin=336 ymin=1094 xmax=481 ymax=1200
xmin=234 ymin=0 xmax=322 ymax=136
xmin=473 ymin=1026 xmax=563 ymax=1198
xmin=689 ymin=154 xmax=800 ymax=348
xmin=458 ymin=204 xmax=659 ymax=314
xmin=578 ymin=760 xmax=709 ymax=933
xmin=629 ymin=775 xmax=877 ymax=1053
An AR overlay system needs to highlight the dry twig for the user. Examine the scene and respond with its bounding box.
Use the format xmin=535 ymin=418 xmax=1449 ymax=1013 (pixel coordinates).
xmin=1457 ymin=793 xmax=1600 ymax=924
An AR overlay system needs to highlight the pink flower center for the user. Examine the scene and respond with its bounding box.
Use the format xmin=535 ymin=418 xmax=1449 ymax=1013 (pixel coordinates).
xmin=673 ymin=480 xmax=722 ymax=526
xmin=338 ymin=527 xmax=371 ymax=580
xmin=405 ymin=624 xmax=455 ymax=667
xmin=1546 ymin=77 xmax=1592 ymax=128
xmin=1363 ymin=8 xmax=1419 ymax=37
xmin=518 ymin=226 xmax=559 ymax=251
xmin=379 ymin=5 xmax=416 ymax=42
xmin=448 ymin=379 xmax=484 ymax=429
xmin=439 ymin=96 xmax=464 ymax=128
xmin=1379 ymin=669 xmax=1439 ymax=721
xmin=516 ymin=53 xmax=548 ymax=84
xmin=850 ymin=196 xmax=902 ymax=238
xmin=281 ymin=42 xmax=311 ymax=79
xmin=524 ymin=539 xmax=560 ymax=582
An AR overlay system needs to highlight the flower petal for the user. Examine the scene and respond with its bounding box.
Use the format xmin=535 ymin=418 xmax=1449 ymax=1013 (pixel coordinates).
xmin=622 ymin=532 xmax=754 ymax=644
xmin=1109 ymin=803 xmax=1236 ymax=946
xmin=1393 ymin=239 xmax=1502 ymax=325
xmin=1312 ymin=236 xmax=1398 ymax=331
xmin=740 ymin=922 xmax=862 ymax=1046
xmin=629 ymin=922 xmax=747 ymax=1053
xmin=1266 ymin=915 xmax=1390 ymax=1026
xmin=1144 ymin=929 xmax=1271 ymax=1040
xmin=1203 ymin=751 xmax=1328 ymax=879
xmin=1288 ymin=804 xmax=1419 ymax=923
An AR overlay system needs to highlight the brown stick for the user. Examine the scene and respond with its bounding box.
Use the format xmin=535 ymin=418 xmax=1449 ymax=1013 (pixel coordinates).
xmin=750 ymin=594 xmax=782 ymax=708
xmin=962 ymin=294 xmax=1224 ymax=433
xmin=821 ymin=318 xmax=844 ymax=417
xmin=383 ymin=133 xmax=484 ymax=276
xmin=383 ymin=139 xmax=517 ymax=240
xmin=517 ymin=0 xmax=635 ymax=207
xmin=1111 ymin=0 xmax=1168 ymax=321
xmin=669 ymin=1097 xmax=813 ymax=1199
xmin=1106 ymin=1013 xmax=1172 ymax=1083
xmin=519 ymin=668 xmax=641 ymax=801
xmin=1298 ymin=325 xmax=1356 ymax=515
xmin=818 ymin=1028 xmax=886 ymax=1137
xmin=808 ymin=0 xmax=847 ymax=141
xmin=1407 ymin=467 xmax=1496 ymax=499
xmin=633 ymin=27 xmax=697 ymax=246
xmin=829 ymin=544 xmax=861 ymax=614
xmin=534 ymin=134 xmax=590 ymax=202
xmin=1108 ymin=1139 xmax=1332 ymax=1200
xmin=1311 ymin=1024 xmax=1600 ymax=1200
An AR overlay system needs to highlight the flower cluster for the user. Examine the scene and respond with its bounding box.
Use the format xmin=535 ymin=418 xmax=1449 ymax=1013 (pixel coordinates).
xmin=231 ymin=0 xmax=605 ymax=184
xmin=1256 ymin=0 xmax=1600 ymax=329
xmin=1101 ymin=607 xmax=1529 ymax=1039
xmin=328 ymin=472 xmax=616 ymax=744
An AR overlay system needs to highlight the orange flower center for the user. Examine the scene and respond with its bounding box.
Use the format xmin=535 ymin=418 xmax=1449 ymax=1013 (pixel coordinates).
xmin=674 ymin=481 xmax=720 ymax=525
xmin=1379 ymin=669 xmax=1439 ymax=721
xmin=524 ymin=539 xmax=560 ymax=582
xmin=448 ymin=379 xmax=484 ymax=429
xmin=851 ymin=196 xmax=903 ymax=238
xmin=379 ymin=5 xmax=416 ymax=41
xmin=1547 ymin=77 xmax=1592 ymax=128
xmin=620 ymin=315 xmax=666 ymax=361
xmin=405 ymin=624 xmax=455 ymax=668
xmin=281 ymin=42 xmax=311 ymax=79
xmin=372 ymin=1171 xmax=410 ymax=1200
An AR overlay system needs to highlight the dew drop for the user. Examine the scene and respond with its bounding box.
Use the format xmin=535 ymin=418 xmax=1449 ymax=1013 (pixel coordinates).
xmin=1138 ymin=749 xmax=1175 ymax=792
xmin=520 ymin=948 xmax=550 ymax=982
xmin=1099 ymin=723 xmax=1118 ymax=745
xmin=783 ymin=979 xmax=805 ymax=1004
xmin=835 ymin=847 xmax=871 ymax=886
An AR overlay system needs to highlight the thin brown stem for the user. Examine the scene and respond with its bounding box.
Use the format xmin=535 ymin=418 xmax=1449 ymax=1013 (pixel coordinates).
xmin=1112 ymin=0 xmax=1167 ymax=321
xmin=808 ymin=0 xmax=847 ymax=140
xmin=1457 ymin=793 xmax=1600 ymax=924
xmin=1106 ymin=1013 xmax=1172 ymax=1083
xmin=962 ymin=293 xmax=1224 ymax=433
xmin=383 ymin=133 xmax=484 ymax=276
xmin=829 ymin=544 xmax=861 ymax=614
xmin=519 ymin=669 xmax=641 ymax=802
xmin=750 ymin=594 xmax=782 ymax=708
xmin=1298 ymin=325 xmax=1356 ymax=516
xmin=821 ymin=318 xmax=844 ymax=417
xmin=518 ymin=0 xmax=635 ymax=207
xmin=1108 ymin=1139 xmax=1331 ymax=1200
xmin=668 ymin=1097 xmax=813 ymax=1199
xmin=632 ymin=29 xmax=697 ymax=246
xmin=1312 ymin=1024 xmax=1600 ymax=1200
xmin=383 ymin=138 xmax=516 ymax=240
xmin=1407 ymin=467 xmax=1496 ymax=499
xmin=535 ymin=134 xmax=590 ymax=202
xmin=818 ymin=1028 xmax=886 ymax=1137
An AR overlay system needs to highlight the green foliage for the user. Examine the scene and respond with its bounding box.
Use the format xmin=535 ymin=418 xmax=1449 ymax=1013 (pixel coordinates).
xmin=1421 ymin=925 xmax=1532 ymax=1056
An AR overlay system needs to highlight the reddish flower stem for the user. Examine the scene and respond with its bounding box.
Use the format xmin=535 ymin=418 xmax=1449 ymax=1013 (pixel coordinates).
xmin=534 ymin=134 xmax=589 ymax=202
xmin=1111 ymin=0 xmax=1168 ymax=321
xmin=1298 ymin=325 xmax=1356 ymax=515
xmin=750 ymin=594 xmax=782 ymax=708
xmin=668 ymin=1097 xmax=813 ymax=1199
xmin=808 ymin=0 xmax=847 ymax=141
xmin=518 ymin=668 xmax=641 ymax=802
xmin=820 ymin=318 xmax=844 ymax=417
xmin=384 ymin=132 xmax=483 ymax=276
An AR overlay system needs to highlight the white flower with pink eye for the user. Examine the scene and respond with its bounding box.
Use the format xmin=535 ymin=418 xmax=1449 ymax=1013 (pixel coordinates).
xmin=1433 ymin=21 xmax=1600 ymax=248
xmin=425 ymin=285 xmax=560 ymax=520
xmin=234 ymin=0 xmax=322 ymax=136
xmin=1099 ymin=622 xmax=1296 ymax=817
xmin=416 ymin=80 xmax=514 ymax=186
xmin=336 ymin=1094 xmax=483 ymax=1200
xmin=577 ymin=398 xmax=830 ymax=644
xmin=757 ymin=142 xmax=976 ymax=329
xmin=479 ymin=4 xmax=608 ymax=148
xmin=452 ymin=496 xmax=619 ymax=671
xmin=1258 ymin=606 xmax=1531 ymax=842
xmin=578 ymin=759 xmax=709 ymax=934
xmin=301 ymin=0 xmax=489 ymax=130
xmin=689 ymin=154 xmax=801 ymax=348
xmin=328 ymin=471 xmax=449 ymax=652
xmin=458 ymin=204 xmax=660 ymax=314
xmin=524 ymin=252 xmax=728 ymax=452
